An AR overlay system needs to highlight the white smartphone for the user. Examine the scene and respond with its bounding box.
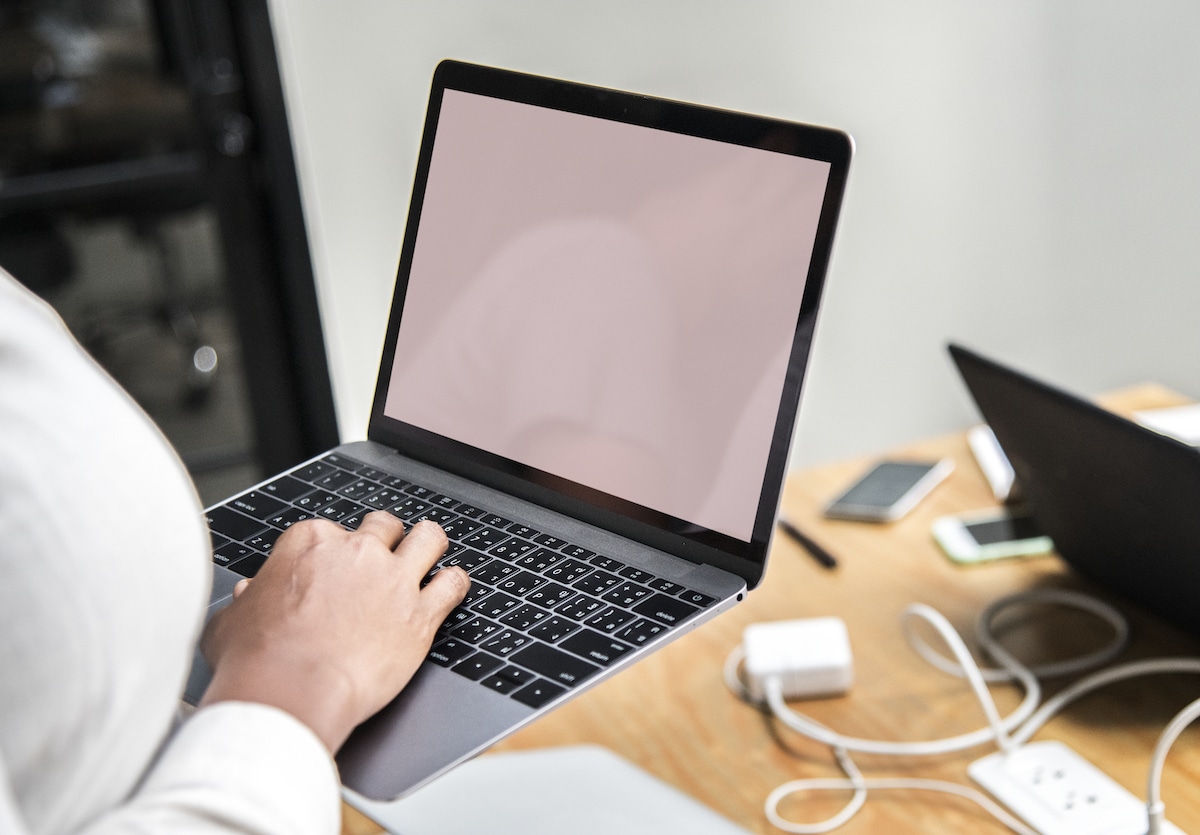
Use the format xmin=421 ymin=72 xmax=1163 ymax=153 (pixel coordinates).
xmin=823 ymin=459 xmax=954 ymax=522
xmin=932 ymin=507 xmax=1054 ymax=564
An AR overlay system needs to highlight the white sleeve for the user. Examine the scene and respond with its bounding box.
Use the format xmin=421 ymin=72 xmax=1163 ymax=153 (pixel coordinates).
xmin=0 ymin=704 xmax=341 ymax=835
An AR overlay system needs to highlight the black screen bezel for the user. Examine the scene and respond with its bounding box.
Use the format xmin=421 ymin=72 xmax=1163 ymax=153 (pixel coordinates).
xmin=367 ymin=60 xmax=851 ymax=588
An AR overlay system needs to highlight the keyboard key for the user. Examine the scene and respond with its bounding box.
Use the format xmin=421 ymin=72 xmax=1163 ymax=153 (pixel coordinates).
xmin=511 ymin=643 xmax=599 ymax=687
xmin=471 ymin=561 xmax=519 ymax=585
xmin=429 ymin=493 xmax=461 ymax=510
xmin=543 ymin=558 xmax=592 ymax=584
xmin=573 ymin=569 xmax=621 ymax=596
xmin=678 ymin=590 xmax=717 ymax=607
xmin=442 ymin=516 xmax=483 ymax=540
xmin=555 ymin=593 xmax=604 ymax=620
xmin=404 ymin=484 xmax=435 ymax=500
xmin=472 ymin=591 xmax=521 ymax=619
xmin=601 ymin=582 xmax=653 ymax=608
xmin=560 ymin=545 xmax=596 ymax=560
xmin=213 ymin=541 xmax=253 ymax=567
xmin=439 ymin=608 xmax=473 ymax=633
xmin=489 ymin=538 xmax=536 ymax=560
xmin=506 ymin=523 xmax=541 ymax=539
xmin=363 ymin=488 xmax=406 ymax=510
xmin=480 ymin=673 xmax=521 ymax=694
xmin=340 ymin=509 xmax=368 ymax=530
xmin=229 ymin=552 xmax=267 ymax=577
xmin=618 ymin=566 xmax=656 ymax=584
xmin=411 ymin=507 xmax=457 ymax=526
xmin=294 ymin=490 xmax=339 ymax=512
xmin=500 ymin=603 xmax=550 ymax=631
xmin=589 ymin=555 xmax=626 ymax=572
xmin=261 ymin=475 xmax=313 ymax=502
xmin=444 ymin=549 xmax=490 ymax=572
xmin=452 ymin=652 xmax=504 ymax=681
xmin=479 ymin=513 xmax=514 ymax=528
xmin=514 ymin=547 xmax=562 ymax=572
xmin=313 ymin=470 xmax=355 ymax=492
xmin=481 ymin=629 xmax=531 ymax=657
xmin=245 ymin=528 xmax=282 ymax=554
xmin=526 ymin=582 xmax=574 ymax=608
xmin=531 ymin=533 xmax=568 ymax=549
xmin=496 ymin=570 xmax=545 ymax=597
xmin=462 ymin=581 xmax=491 ymax=607
xmin=633 ymin=593 xmax=700 ymax=626
xmin=585 ymin=606 xmax=636 ymax=634
xmin=452 ymin=616 xmax=502 ymax=644
xmin=295 ymin=461 xmax=335 ymax=482
xmin=511 ymin=679 xmax=566 ymax=708
xmin=428 ymin=638 xmax=474 ymax=667
xmin=560 ymin=629 xmax=633 ymax=667
xmin=616 ymin=618 xmax=667 ymax=646
xmin=229 ymin=491 xmax=287 ymax=521
xmin=528 ymin=615 xmax=580 ymax=643
xmin=494 ymin=665 xmax=537 ymax=686
xmin=322 ymin=453 xmax=365 ymax=473
xmin=339 ymin=479 xmax=382 ymax=500
xmin=207 ymin=506 xmax=267 ymax=542
xmin=648 ymin=578 xmax=684 ymax=595
xmin=388 ymin=497 xmax=430 ymax=520
xmin=268 ymin=506 xmax=313 ymax=529
xmin=318 ymin=499 xmax=360 ymax=522
xmin=462 ymin=526 xmax=509 ymax=551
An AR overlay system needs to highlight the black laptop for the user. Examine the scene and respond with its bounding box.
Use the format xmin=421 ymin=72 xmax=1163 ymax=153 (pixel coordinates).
xmin=949 ymin=343 xmax=1200 ymax=636
xmin=186 ymin=60 xmax=852 ymax=801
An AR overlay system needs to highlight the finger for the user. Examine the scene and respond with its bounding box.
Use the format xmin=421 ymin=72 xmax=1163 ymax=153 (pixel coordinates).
xmin=355 ymin=510 xmax=407 ymax=549
xmin=394 ymin=519 xmax=449 ymax=572
xmin=232 ymin=578 xmax=252 ymax=598
xmin=420 ymin=566 xmax=470 ymax=618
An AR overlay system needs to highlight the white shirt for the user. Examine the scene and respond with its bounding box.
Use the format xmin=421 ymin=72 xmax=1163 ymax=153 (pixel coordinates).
xmin=0 ymin=270 xmax=340 ymax=834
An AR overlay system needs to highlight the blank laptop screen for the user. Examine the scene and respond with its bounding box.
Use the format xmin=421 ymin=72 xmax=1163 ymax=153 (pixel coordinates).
xmin=383 ymin=89 xmax=831 ymax=542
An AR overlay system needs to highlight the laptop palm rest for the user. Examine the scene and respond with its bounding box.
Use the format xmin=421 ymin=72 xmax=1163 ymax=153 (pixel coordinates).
xmin=337 ymin=665 xmax=532 ymax=800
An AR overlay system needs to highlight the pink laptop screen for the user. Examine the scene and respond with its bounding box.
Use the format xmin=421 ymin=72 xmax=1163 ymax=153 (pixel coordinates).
xmin=384 ymin=90 xmax=830 ymax=541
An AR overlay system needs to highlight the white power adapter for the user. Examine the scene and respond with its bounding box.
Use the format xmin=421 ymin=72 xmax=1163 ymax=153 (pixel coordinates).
xmin=742 ymin=617 xmax=854 ymax=704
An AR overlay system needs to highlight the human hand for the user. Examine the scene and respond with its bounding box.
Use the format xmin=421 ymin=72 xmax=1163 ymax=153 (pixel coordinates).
xmin=199 ymin=512 xmax=468 ymax=753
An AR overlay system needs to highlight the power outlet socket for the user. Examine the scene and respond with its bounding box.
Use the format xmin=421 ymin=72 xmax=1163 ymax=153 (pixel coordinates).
xmin=969 ymin=741 xmax=1184 ymax=835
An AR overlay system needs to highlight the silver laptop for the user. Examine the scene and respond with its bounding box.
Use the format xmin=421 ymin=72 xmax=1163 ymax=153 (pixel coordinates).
xmin=185 ymin=60 xmax=852 ymax=801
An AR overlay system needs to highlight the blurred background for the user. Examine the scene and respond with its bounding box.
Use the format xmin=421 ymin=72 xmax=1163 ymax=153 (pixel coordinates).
xmin=4 ymin=1 xmax=1199 ymax=506
xmin=0 ymin=0 xmax=337 ymax=504
xmin=271 ymin=1 xmax=1200 ymax=470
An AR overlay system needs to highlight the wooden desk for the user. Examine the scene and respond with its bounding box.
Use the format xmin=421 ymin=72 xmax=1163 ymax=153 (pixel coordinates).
xmin=345 ymin=384 xmax=1200 ymax=834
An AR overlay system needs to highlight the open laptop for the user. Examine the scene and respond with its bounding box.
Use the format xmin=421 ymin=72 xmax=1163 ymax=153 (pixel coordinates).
xmin=185 ymin=60 xmax=852 ymax=801
xmin=948 ymin=343 xmax=1200 ymax=636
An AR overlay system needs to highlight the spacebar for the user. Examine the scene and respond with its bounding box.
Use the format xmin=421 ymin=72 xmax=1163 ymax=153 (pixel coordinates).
xmin=511 ymin=643 xmax=600 ymax=687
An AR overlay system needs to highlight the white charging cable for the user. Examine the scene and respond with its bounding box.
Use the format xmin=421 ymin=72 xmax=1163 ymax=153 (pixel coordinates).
xmin=727 ymin=589 xmax=1200 ymax=834
xmin=762 ymin=602 xmax=1040 ymax=757
xmin=1146 ymin=695 xmax=1200 ymax=835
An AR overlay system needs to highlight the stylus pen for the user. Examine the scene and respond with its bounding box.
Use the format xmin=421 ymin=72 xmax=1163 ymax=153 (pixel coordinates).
xmin=777 ymin=518 xmax=839 ymax=569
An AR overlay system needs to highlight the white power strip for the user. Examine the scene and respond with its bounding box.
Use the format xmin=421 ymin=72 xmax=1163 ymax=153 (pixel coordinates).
xmin=969 ymin=741 xmax=1185 ymax=835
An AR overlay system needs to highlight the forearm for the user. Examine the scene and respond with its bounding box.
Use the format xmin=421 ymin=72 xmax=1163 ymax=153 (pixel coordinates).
xmin=200 ymin=648 xmax=361 ymax=754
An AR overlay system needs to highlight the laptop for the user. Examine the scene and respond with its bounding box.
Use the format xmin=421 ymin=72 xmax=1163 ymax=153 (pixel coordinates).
xmin=948 ymin=343 xmax=1200 ymax=636
xmin=185 ymin=60 xmax=852 ymax=801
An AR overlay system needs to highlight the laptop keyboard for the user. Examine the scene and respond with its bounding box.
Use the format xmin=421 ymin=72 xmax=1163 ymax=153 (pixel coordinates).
xmin=205 ymin=452 xmax=716 ymax=709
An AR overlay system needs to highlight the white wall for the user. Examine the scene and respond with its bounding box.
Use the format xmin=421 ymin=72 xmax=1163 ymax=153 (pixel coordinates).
xmin=268 ymin=0 xmax=1200 ymax=469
